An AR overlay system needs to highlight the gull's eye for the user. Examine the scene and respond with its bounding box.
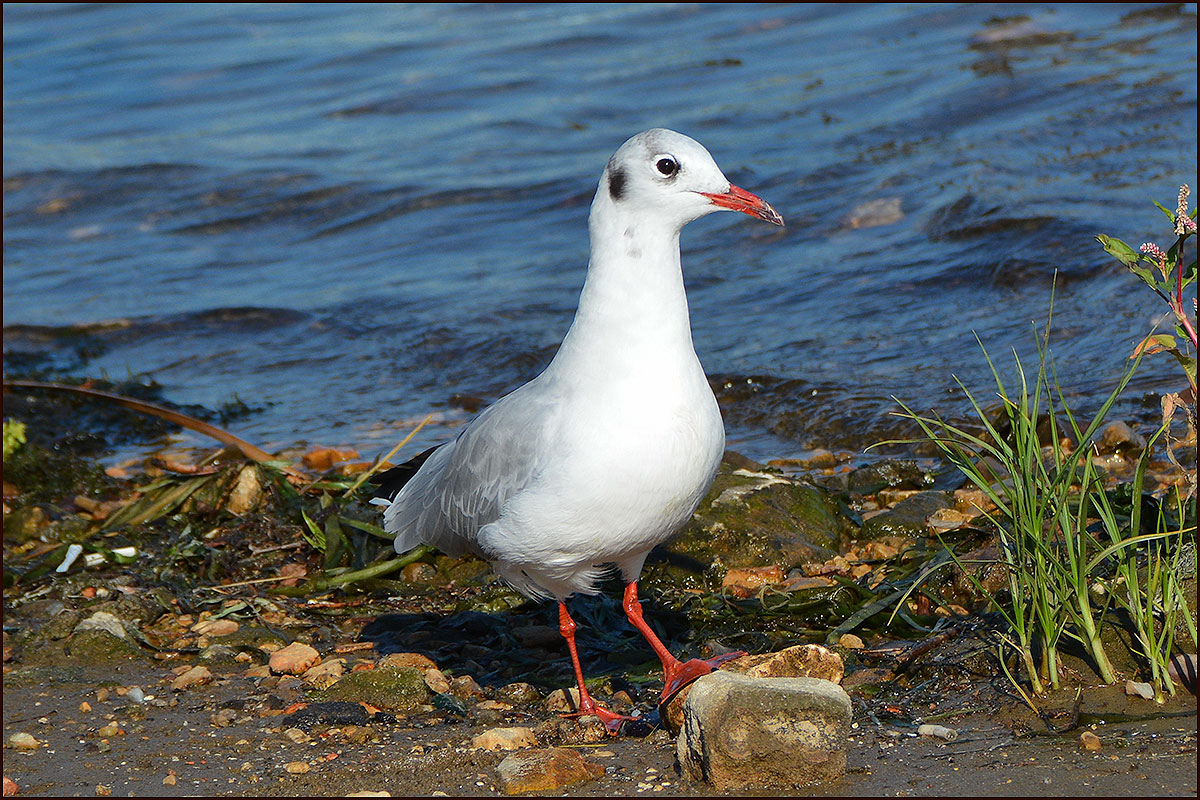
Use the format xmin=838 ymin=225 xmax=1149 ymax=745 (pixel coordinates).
xmin=655 ymin=156 xmax=679 ymax=177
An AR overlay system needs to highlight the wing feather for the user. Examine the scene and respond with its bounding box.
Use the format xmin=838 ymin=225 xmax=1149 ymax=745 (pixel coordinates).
xmin=383 ymin=378 xmax=561 ymax=557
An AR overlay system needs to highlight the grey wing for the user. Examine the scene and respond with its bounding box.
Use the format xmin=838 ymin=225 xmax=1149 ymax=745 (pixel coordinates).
xmin=384 ymin=380 xmax=560 ymax=557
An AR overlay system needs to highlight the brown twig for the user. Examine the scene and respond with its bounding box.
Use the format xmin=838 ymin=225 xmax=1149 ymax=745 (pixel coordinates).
xmin=2 ymin=380 xmax=303 ymax=477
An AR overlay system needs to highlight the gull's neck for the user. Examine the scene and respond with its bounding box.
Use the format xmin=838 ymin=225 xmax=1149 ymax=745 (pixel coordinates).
xmin=547 ymin=190 xmax=698 ymax=380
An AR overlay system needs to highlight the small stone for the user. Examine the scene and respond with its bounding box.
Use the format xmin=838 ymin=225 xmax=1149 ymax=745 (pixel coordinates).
xmin=497 ymin=682 xmax=542 ymax=704
xmin=75 ymin=611 xmax=127 ymax=639
xmin=544 ymin=687 xmax=581 ymax=713
xmin=211 ymin=708 xmax=238 ymax=727
xmin=1080 ymin=731 xmax=1102 ymax=751
xmin=496 ymin=747 xmax=605 ymax=795
xmin=97 ymin=724 xmax=122 ymax=738
xmin=3 ymin=775 xmax=18 ymax=796
xmin=243 ymin=664 xmax=272 ymax=678
xmin=423 ymin=668 xmax=451 ymax=695
xmin=171 ymin=665 xmax=213 ymax=691
xmin=80 ymin=701 xmax=92 ymax=713
xmin=676 ymin=671 xmax=851 ymax=790
xmin=95 ymin=785 xmax=112 ymax=797
xmin=401 ymin=561 xmax=438 ymax=583
xmin=285 ymin=761 xmax=311 ymax=774
xmin=284 ymin=728 xmax=312 ymax=743
xmin=472 ymin=727 xmax=539 ymax=751
xmin=7 ymin=733 xmax=40 ymax=751
xmin=721 ymin=565 xmax=785 ymax=598
xmin=270 ymin=642 xmax=320 ymax=675
xmin=191 ymin=619 xmax=240 ymax=637
xmin=126 ymin=686 xmax=145 ymax=703
xmin=1098 ymin=421 xmax=1145 ymax=454
xmin=303 ymin=658 xmax=346 ymax=690
xmin=225 ymin=464 xmax=262 ymax=515
xmin=162 ymin=774 xmax=176 ymax=786
xmin=449 ymin=674 xmax=485 ymax=700
xmin=837 ymin=634 xmax=864 ymax=650
xmin=1124 ymin=680 xmax=1155 ymax=700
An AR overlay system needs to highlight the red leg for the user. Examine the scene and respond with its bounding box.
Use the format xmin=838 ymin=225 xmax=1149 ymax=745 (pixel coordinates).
xmin=621 ymin=581 xmax=745 ymax=702
xmin=557 ymin=602 xmax=632 ymax=735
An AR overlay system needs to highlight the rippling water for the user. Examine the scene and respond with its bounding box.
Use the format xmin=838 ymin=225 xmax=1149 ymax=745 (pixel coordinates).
xmin=4 ymin=4 xmax=1197 ymax=463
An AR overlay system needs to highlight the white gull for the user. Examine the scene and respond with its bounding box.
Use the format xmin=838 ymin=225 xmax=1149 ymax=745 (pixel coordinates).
xmin=374 ymin=128 xmax=783 ymax=732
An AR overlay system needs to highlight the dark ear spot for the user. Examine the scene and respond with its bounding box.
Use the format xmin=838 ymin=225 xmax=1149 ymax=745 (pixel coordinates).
xmin=608 ymin=167 xmax=626 ymax=202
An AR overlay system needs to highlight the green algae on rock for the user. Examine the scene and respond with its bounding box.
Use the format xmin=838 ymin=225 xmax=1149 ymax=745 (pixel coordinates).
xmin=318 ymin=663 xmax=431 ymax=712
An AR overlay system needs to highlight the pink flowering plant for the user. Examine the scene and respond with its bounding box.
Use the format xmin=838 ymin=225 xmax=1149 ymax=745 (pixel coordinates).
xmin=1096 ymin=185 xmax=1198 ymax=400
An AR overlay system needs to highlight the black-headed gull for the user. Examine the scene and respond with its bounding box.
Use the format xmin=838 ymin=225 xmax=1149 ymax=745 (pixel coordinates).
xmin=374 ymin=128 xmax=783 ymax=732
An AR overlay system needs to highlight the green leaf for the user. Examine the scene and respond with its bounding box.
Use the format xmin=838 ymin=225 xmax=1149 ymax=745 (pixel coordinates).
xmin=1096 ymin=234 xmax=1140 ymax=268
xmin=1153 ymin=200 xmax=1176 ymax=225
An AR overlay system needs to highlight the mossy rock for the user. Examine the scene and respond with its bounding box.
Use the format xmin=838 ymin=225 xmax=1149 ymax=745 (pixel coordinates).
xmin=2 ymin=504 xmax=50 ymax=544
xmin=437 ymin=554 xmax=492 ymax=585
xmin=858 ymin=491 xmax=952 ymax=542
xmin=318 ymin=664 xmax=430 ymax=712
xmin=58 ymin=629 xmax=152 ymax=665
xmin=653 ymin=454 xmax=855 ymax=585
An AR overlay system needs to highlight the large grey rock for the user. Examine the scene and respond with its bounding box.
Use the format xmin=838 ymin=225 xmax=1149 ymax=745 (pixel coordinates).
xmin=676 ymin=670 xmax=851 ymax=790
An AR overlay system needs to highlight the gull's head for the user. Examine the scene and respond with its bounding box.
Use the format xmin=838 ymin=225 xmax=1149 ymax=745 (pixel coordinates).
xmin=600 ymin=128 xmax=784 ymax=230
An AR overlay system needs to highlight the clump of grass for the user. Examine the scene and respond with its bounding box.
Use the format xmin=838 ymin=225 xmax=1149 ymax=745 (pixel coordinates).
xmin=884 ymin=295 xmax=1195 ymax=701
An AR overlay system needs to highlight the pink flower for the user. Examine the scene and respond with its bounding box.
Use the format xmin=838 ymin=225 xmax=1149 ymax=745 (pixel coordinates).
xmin=1141 ymin=242 xmax=1168 ymax=277
xmin=1175 ymin=185 xmax=1194 ymax=236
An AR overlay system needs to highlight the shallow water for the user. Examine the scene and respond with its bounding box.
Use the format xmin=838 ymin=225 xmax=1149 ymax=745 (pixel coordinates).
xmin=4 ymin=3 xmax=1197 ymax=463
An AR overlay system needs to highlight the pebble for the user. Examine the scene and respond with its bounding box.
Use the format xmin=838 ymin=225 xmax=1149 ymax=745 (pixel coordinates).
xmin=449 ymin=674 xmax=485 ymax=700
xmin=284 ymin=728 xmax=312 ymax=744
xmin=95 ymin=785 xmax=111 ymax=797
xmin=7 ymin=733 xmax=40 ymax=751
xmin=75 ymin=611 xmax=127 ymax=639
xmin=721 ymin=565 xmax=785 ymax=598
xmin=191 ymin=619 xmax=239 ymax=637
xmin=472 ymin=727 xmax=538 ymax=751
xmin=162 ymin=774 xmax=176 ymax=786
xmin=79 ymin=701 xmax=92 ymax=713
xmin=423 ymin=668 xmax=451 ymax=695
xmin=837 ymin=634 xmax=864 ymax=649
xmin=916 ymin=724 xmax=958 ymax=741
xmin=1080 ymin=731 xmax=1102 ymax=751
xmin=270 ymin=642 xmax=320 ymax=675
xmin=1124 ymin=680 xmax=1155 ymax=700
xmin=495 ymin=748 xmax=605 ymax=795
xmin=302 ymin=658 xmax=346 ymax=690
xmin=497 ymin=682 xmax=543 ymax=704
xmin=210 ymin=708 xmax=238 ymax=727
xmin=126 ymin=686 xmax=145 ymax=704
xmin=170 ymin=665 xmax=214 ymax=691
xmin=285 ymin=761 xmax=311 ymax=774
xmin=3 ymin=776 xmax=17 ymax=796
xmin=97 ymin=724 xmax=122 ymax=738
xmin=544 ymin=688 xmax=581 ymax=713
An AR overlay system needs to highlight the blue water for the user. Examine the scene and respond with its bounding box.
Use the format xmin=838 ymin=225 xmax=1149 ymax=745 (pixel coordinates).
xmin=4 ymin=3 xmax=1197 ymax=463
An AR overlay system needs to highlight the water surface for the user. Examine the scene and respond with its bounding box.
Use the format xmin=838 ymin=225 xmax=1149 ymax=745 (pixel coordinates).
xmin=4 ymin=3 xmax=1197 ymax=463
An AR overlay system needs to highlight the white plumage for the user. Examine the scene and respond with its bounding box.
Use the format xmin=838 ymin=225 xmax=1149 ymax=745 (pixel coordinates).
xmin=376 ymin=129 xmax=782 ymax=731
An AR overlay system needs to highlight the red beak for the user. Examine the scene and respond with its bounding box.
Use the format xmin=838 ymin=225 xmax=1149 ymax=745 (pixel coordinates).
xmin=700 ymin=185 xmax=784 ymax=226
